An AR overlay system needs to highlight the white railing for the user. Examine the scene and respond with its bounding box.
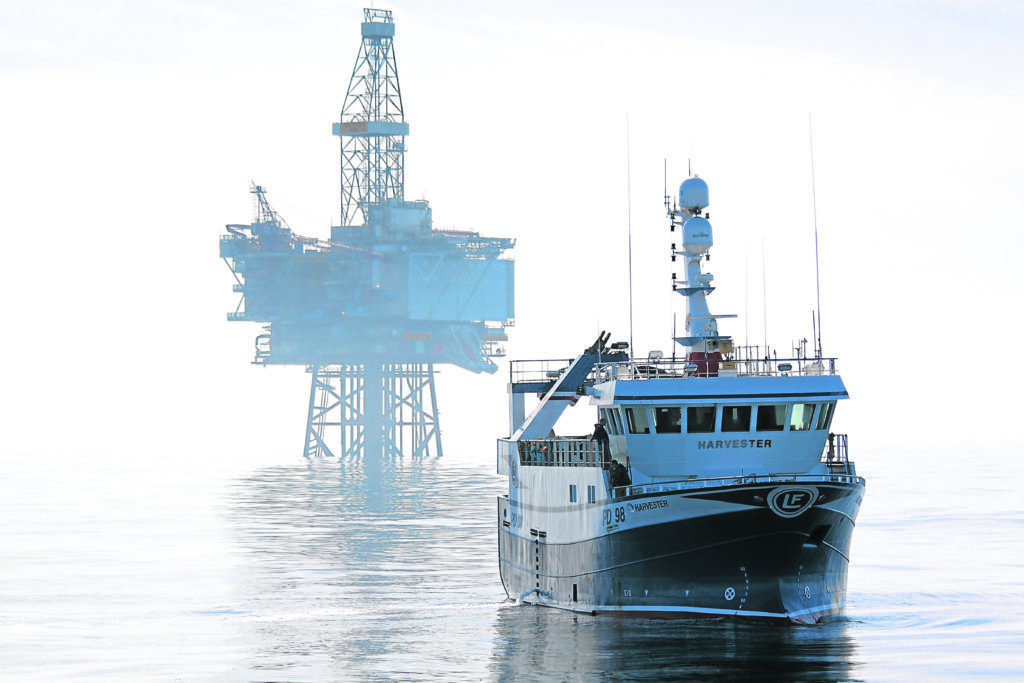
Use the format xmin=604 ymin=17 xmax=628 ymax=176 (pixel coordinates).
xmin=497 ymin=438 xmax=608 ymax=468
xmin=593 ymin=355 xmax=838 ymax=381
xmin=821 ymin=433 xmax=852 ymax=474
xmin=618 ymin=471 xmax=864 ymax=498
xmin=508 ymin=358 xmax=575 ymax=385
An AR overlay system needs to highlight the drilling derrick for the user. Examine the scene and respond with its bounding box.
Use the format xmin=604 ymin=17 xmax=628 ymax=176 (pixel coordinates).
xmin=220 ymin=8 xmax=515 ymax=459
xmin=336 ymin=8 xmax=407 ymax=227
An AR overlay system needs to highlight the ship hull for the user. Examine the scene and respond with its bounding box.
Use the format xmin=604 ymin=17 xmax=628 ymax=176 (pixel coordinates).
xmin=498 ymin=480 xmax=864 ymax=624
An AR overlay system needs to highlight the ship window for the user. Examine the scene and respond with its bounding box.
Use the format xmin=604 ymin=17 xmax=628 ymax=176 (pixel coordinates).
xmin=756 ymin=405 xmax=786 ymax=431
xmin=625 ymin=407 xmax=651 ymax=434
xmin=686 ymin=406 xmax=716 ymax=433
xmin=721 ymin=406 xmax=751 ymax=432
xmin=603 ymin=408 xmax=623 ymax=435
xmin=599 ymin=408 xmax=617 ymax=435
xmin=815 ymin=402 xmax=835 ymax=430
xmin=613 ymin=409 xmax=625 ymax=435
xmin=654 ymin=407 xmax=682 ymax=433
xmin=570 ymin=484 xmax=578 ymax=503
xmin=587 ymin=485 xmax=596 ymax=504
xmin=790 ymin=403 xmax=815 ymax=431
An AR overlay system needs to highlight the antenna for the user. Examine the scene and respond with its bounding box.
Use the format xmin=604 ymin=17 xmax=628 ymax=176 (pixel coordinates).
xmin=811 ymin=312 xmax=817 ymax=358
xmin=626 ymin=115 xmax=635 ymax=356
xmin=761 ymin=239 xmax=768 ymax=357
xmin=809 ymin=113 xmax=823 ymax=358
xmin=672 ymin=313 xmax=677 ymax=364
xmin=663 ymin=158 xmax=669 ymax=210
xmin=744 ymin=247 xmax=749 ymax=351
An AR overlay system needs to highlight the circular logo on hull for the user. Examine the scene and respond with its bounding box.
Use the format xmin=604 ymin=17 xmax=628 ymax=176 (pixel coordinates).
xmin=768 ymin=486 xmax=818 ymax=518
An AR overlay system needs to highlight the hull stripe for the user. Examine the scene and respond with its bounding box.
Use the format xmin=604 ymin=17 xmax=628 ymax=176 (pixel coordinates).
xmin=820 ymin=540 xmax=849 ymax=561
xmin=507 ymin=483 xmax=862 ymax=516
xmin=815 ymin=505 xmax=857 ymax=524
xmin=595 ymin=602 xmax=843 ymax=619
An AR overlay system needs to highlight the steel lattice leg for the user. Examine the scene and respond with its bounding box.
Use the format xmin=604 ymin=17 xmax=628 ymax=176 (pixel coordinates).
xmin=304 ymin=363 xmax=442 ymax=458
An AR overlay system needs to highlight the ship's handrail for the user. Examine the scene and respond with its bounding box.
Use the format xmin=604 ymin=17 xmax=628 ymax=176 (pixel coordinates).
xmin=821 ymin=432 xmax=853 ymax=474
xmin=822 ymin=433 xmax=848 ymax=463
xmin=593 ymin=355 xmax=838 ymax=381
xmin=500 ymin=437 xmax=608 ymax=468
xmin=617 ymin=471 xmax=864 ymax=498
xmin=508 ymin=358 xmax=575 ymax=385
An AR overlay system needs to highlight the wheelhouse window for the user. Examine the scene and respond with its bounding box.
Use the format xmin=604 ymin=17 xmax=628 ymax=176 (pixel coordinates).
xmin=789 ymin=403 xmax=814 ymax=431
xmin=721 ymin=406 xmax=751 ymax=432
xmin=756 ymin=405 xmax=786 ymax=431
xmin=611 ymin=409 xmax=624 ymax=435
xmin=569 ymin=484 xmax=578 ymax=503
xmin=654 ymin=407 xmax=682 ymax=434
xmin=815 ymin=402 xmax=835 ymax=431
xmin=625 ymin=407 xmax=651 ymax=434
xmin=687 ymin=406 xmax=716 ymax=433
xmin=600 ymin=408 xmax=619 ymax=435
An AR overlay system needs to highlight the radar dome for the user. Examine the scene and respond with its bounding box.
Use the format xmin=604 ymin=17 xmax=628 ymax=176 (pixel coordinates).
xmin=682 ymin=216 xmax=713 ymax=254
xmin=679 ymin=177 xmax=709 ymax=212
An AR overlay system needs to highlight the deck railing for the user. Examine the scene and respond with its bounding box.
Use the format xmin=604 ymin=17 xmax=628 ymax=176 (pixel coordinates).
xmin=821 ymin=433 xmax=852 ymax=474
xmin=499 ymin=434 xmax=854 ymax=473
xmin=617 ymin=471 xmax=864 ymax=498
xmin=593 ymin=355 xmax=838 ymax=381
xmin=508 ymin=358 xmax=575 ymax=386
xmin=502 ymin=438 xmax=608 ymax=468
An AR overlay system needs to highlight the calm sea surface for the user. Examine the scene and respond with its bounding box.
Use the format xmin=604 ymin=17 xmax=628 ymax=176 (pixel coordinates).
xmin=2 ymin=446 xmax=1023 ymax=681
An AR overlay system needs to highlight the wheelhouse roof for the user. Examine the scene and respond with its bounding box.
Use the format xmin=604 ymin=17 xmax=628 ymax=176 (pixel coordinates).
xmin=597 ymin=374 xmax=849 ymax=404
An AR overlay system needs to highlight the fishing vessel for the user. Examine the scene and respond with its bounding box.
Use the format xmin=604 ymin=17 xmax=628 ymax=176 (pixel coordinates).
xmin=496 ymin=174 xmax=864 ymax=623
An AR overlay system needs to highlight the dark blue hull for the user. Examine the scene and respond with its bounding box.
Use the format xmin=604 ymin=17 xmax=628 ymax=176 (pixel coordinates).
xmin=498 ymin=481 xmax=864 ymax=623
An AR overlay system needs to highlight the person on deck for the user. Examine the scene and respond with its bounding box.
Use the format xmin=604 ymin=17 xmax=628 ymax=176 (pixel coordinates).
xmin=613 ymin=460 xmax=631 ymax=488
xmin=609 ymin=460 xmax=622 ymax=487
xmin=592 ymin=419 xmax=610 ymax=465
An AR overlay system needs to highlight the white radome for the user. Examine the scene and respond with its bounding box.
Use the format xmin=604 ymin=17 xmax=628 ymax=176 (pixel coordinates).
xmin=678 ymin=176 xmax=709 ymax=212
xmin=682 ymin=216 xmax=713 ymax=254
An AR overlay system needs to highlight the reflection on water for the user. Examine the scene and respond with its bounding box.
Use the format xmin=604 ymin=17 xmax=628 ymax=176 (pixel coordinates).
xmin=227 ymin=458 xmax=506 ymax=679
xmin=489 ymin=608 xmax=859 ymax=681
xmin=4 ymin=449 xmax=1022 ymax=678
xmin=227 ymin=459 xmax=862 ymax=680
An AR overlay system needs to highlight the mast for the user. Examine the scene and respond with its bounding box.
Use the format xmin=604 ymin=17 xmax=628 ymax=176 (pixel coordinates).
xmin=809 ymin=114 xmax=823 ymax=358
xmin=669 ymin=176 xmax=735 ymax=374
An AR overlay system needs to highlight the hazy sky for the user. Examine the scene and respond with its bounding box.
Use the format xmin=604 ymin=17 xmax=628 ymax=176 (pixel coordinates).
xmin=2 ymin=1 xmax=1022 ymax=465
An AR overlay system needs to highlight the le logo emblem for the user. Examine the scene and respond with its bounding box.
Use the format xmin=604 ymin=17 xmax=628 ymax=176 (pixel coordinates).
xmin=768 ymin=486 xmax=818 ymax=518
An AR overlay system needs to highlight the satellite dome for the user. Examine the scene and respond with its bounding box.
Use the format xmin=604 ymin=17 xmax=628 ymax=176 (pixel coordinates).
xmin=682 ymin=216 xmax=713 ymax=254
xmin=679 ymin=177 xmax=709 ymax=212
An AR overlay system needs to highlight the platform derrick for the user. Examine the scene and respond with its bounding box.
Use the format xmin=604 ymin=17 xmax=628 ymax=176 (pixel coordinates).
xmin=220 ymin=8 xmax=515 ymax=459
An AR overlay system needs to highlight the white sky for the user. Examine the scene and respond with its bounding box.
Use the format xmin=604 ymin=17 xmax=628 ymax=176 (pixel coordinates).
xmin=2 ymin=0 xmax=1022 ymax=466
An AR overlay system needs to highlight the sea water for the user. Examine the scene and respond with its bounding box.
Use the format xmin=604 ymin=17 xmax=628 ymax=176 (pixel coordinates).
xmin=2 ymin=446 xmax=1022 ymax=681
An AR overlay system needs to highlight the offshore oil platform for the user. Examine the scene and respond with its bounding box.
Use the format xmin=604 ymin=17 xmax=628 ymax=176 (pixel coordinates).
xmin=220 ymin=8 xmax=515 ymax=459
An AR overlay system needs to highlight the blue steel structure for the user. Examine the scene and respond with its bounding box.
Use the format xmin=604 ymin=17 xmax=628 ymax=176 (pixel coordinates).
xmin=220 ymin=8 xmax=515 ymax=459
